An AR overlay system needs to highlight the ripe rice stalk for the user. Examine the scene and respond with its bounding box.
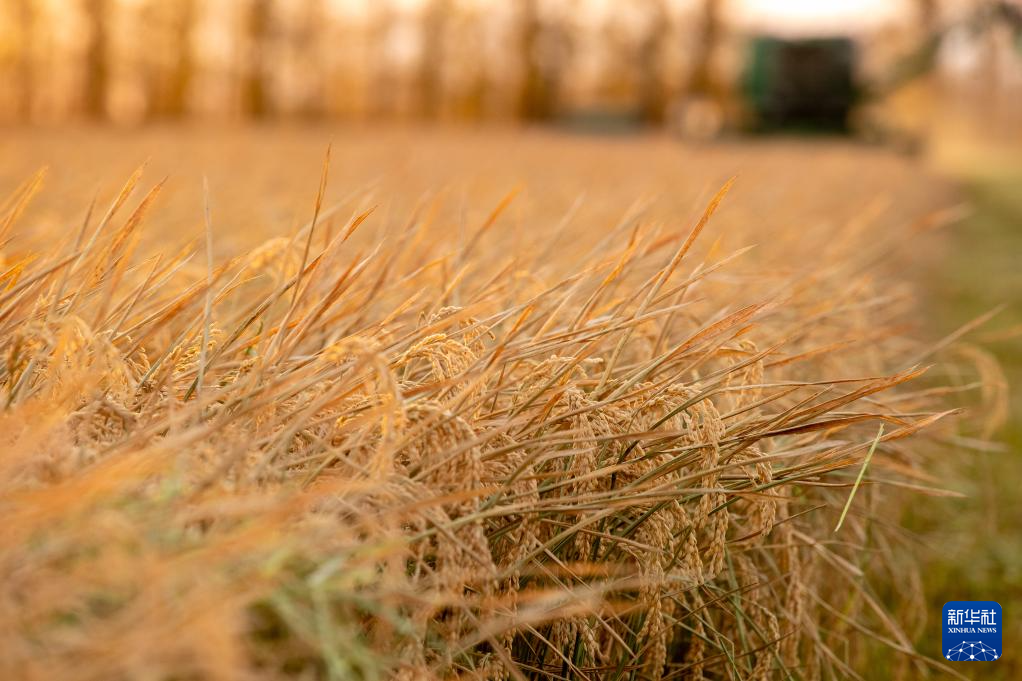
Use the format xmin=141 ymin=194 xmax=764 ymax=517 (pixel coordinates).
xmin=0 ymin=157 xmax=981 ymax=681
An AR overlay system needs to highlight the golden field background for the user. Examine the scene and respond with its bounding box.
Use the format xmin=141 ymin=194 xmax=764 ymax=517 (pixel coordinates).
xmin=3 ymin=1 xmax=1022 ymax=678
xmin=3 ymin=125 xmax=1012 ymax=680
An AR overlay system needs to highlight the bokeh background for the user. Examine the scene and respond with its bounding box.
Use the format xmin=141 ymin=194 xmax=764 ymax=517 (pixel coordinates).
xmin=1 ymin=1 xmax=1020 ymax=677
xmin=0 ymin=0 xmax=1017 ymax=132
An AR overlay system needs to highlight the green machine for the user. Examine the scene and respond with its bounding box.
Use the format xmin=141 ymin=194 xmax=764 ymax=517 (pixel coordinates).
xmin=735 ymin=2 xmax=1022 ymax=135
xmin=742 ymin=36 xmax=859 ymax=132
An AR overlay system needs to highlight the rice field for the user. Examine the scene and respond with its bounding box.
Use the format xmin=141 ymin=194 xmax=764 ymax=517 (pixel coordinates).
xmin=0 ymin=126 xmax=991 ymax=680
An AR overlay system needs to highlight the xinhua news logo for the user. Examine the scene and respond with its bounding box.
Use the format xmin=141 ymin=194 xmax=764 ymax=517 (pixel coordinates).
xmin=943 ymin=601 xmax=1002 ymax=662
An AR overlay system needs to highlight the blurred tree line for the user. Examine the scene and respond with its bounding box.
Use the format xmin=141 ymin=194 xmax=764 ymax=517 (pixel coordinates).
xmin=1 ymin=0 xmax=1004 ymax=126
xmin=0 ymin=0 xmax=735 ymax=125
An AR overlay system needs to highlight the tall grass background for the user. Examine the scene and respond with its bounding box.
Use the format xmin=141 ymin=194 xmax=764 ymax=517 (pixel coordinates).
xmin=0 ymin=129 xmax=997 ymax=680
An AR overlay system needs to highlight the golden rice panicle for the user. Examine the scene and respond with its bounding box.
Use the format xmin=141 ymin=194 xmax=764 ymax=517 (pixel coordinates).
xmin=0 ymin=163 xmax=971 ymax=681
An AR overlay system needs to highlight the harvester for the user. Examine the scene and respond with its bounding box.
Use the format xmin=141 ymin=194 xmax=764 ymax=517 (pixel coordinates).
xmin=675 ymin=0 xmax=1022 ymax=140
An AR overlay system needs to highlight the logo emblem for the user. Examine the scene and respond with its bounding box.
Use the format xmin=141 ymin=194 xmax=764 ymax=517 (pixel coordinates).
xmin=943 ymin=601 xmax=1001 ymax=662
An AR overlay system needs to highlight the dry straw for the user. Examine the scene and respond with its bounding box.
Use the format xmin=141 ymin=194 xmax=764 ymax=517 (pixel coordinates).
xmin=0 ymin=156 xmax=982 ymax=680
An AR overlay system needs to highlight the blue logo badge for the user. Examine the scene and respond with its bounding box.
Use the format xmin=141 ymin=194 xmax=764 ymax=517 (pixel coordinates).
xmin=943 ymin=601 xmax=1001 ymax=661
